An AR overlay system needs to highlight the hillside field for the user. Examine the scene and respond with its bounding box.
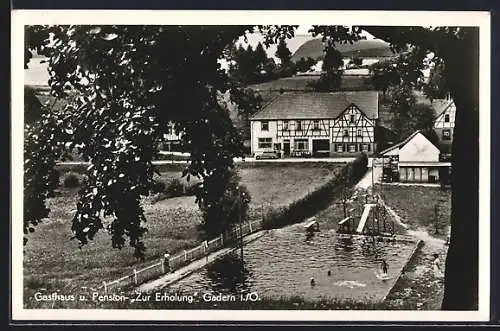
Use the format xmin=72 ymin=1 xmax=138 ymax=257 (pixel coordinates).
xmin=23 ymin=163 xmax=344 ymax=308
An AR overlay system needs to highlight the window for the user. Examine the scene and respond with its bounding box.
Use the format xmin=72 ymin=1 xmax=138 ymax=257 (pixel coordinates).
xmin=258 ymin=138 xmax=272 ymax=149
xmin=357 ymin=129 xmax=362 ymax=137
xmin=348 ymin=144 xmax=356 ymax=153
xmin=336 ymin=144 xmax=344 ymax=152
xmin=283 ymin=120 xmax=289 ymax=131
xmin=294 ymin=139 xmax=308 ymax=151
xmin=350 ymin=114 xmax=355 ymax=124
xmin=313 ymin=120 xmax=320 ymax=131
xmin=261 ymin=121 xmax=269 ymax=131
xmin=343 ymin=129 xmax=349 ymax=137
xmin=296 ymin=120 xmax=303 ymax=131
xmin=362 ymin=144 xmax=369 ymax=152
xmin=443 ymin=129 xmax=451 ymax=140
xmin=444 ymin=114 xmax=450 ymax=123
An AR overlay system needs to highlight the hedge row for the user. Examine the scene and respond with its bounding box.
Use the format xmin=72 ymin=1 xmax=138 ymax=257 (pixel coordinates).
xmin=262 ymin=153 xmax=368 ymax=229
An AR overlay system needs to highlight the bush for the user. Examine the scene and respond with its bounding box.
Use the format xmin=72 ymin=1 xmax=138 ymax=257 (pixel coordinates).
xmin=198 ymin=169 xmax=252 ymax=239
xmin=184 ymin=182 xmax=199 ymax=196
xmin=63 ymin=172 xmax=80 ymax=188
xmin=262 ymin=158 xmax=368 ymax=230
xmin=166 ymin=179 xmax=184 ymax=197
xmin=151 ymin=180 xmax=166 ymax=194
xmin=349 ymin=152 xmax=368 ymax=181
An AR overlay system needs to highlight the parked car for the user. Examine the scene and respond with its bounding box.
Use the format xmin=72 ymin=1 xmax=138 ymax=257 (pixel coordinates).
xmin=291 ymin=150 xmax=312 ymax=158
xmin=255 ymin=150 xmax=281 ymax=160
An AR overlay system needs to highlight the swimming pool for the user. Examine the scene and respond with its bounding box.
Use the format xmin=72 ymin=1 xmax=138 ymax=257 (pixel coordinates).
xmin=168 ymin=224 xmax=418 ymax=303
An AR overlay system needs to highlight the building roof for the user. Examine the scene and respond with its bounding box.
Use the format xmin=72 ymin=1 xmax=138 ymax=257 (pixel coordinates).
xmin=433 ymin=100 xmax=455 ymax=119
xmin=250 ymin=91 xmax=379 ymax=121
xmin=399 ymin=162 xmax=451 ymax=167
xmin=379 ymin=130 xmax=426 ymax=155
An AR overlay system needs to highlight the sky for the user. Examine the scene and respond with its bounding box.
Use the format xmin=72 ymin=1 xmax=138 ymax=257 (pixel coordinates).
xmin=25 ymin=26 xmax=379 ymax=85
xmin=235 ymin=25 xmax=376 ymax=61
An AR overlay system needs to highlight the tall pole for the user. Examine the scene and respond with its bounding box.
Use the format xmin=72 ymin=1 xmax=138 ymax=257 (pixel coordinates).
xmin=434 ymin=203 xmax=439 ymax=235
xmin=343 ymin=190 xmax=347 ymax=218
xmin=371 ymin=157 xmax=374 ymax=197
xmin=239 ymin=200 xmax=244 ymax=261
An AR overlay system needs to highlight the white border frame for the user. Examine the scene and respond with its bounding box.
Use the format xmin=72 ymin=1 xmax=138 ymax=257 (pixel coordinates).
xmin=11 ymin=10 xmax=491 ymax=322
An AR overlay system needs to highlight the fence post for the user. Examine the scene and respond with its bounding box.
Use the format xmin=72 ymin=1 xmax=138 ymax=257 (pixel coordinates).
xmin=133 ymin=269 xmax=138 ymax=285
xmin=249 ymin=221 xmax=253 ymax=233
xmin=163 ymin=253 xmax=170 ymax=273
xmin=102 ymin=281 xmax=107 ymax=294
xmin=184 ymin=250 xmax=187 ymax=261
xmin=161 ymin=258 xmax=165 ymax=274
xmin=220 ymin=233 xmax=224 ymax=246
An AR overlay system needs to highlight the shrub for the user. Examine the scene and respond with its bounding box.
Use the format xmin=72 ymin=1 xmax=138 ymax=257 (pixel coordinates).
xmin=63 ymin=172 xmax=80 ymax=188
xmin=151 ymin=180 xmax=166 ymax=194
xmin=166 ymin=179 xmax=184 ymax=197
xmin=349 ymin=152 xmax=369 ymax=182
xmin=184 ymin=182 xmax=199 ymax=196
xmin=262 ymin=158 xmax=368 ymax=230
xmin=199 ymin=169 xmax=252 ymax=239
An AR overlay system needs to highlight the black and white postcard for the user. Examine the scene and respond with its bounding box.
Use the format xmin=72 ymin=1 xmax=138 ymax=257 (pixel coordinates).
xmin=11 ymin=10 xmax=491 ymax=322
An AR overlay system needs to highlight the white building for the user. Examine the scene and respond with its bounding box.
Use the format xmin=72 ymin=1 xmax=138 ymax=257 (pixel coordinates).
xmin=250 ymin=91 xmax=379 ymax=157
xmin=380 ymin=131 xmax=451 ymax=183
xmin=433 ymin=99 xmax=456 ymax=155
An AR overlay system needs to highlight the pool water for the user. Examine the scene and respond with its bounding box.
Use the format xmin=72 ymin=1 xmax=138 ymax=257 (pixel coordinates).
xmin=168 ymin=224 xmax=417 ymax=303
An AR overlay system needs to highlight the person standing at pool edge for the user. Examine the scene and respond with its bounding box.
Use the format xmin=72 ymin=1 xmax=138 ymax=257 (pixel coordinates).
xmin=433 ymin=253 xmax=443 ymax=278
xmin=381 ymin=260 xmax=388 ymax=275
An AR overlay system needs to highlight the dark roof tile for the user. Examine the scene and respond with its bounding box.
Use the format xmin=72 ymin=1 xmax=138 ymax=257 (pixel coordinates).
xmin=251 ymin=91 xmax=378 ymax=120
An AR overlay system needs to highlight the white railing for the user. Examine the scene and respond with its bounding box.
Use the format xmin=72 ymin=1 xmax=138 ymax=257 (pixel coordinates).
xmin=100 ymin=219 xmax=263 ymax=292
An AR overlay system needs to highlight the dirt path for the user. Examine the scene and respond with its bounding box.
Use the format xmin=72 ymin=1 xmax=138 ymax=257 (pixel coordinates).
xmin=381 ymin=207 xmax=448 ymax=310
xmin=354 ymin=161 xmax=383 ymax=190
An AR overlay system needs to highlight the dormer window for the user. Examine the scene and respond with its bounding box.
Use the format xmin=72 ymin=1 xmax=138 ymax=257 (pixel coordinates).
xmin=350 ymin=115 xmax=355 ymax=124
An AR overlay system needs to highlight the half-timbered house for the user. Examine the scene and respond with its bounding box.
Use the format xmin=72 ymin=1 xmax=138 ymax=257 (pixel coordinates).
xmin=250 ymin=91 xmax=379 ymax=157
xmin=433 ymin=99 xmax=456 ymax=155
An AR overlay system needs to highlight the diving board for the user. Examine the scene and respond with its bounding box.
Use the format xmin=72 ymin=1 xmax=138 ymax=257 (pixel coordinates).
xmin=356 ymin=204 xmax=376 ymax=233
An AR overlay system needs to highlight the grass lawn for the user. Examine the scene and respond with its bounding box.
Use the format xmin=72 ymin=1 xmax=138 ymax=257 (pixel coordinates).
xmin=24 ymin=162 xmax=343 ymax=308
xmin=375 ymin=184 xmax=451 ymax=237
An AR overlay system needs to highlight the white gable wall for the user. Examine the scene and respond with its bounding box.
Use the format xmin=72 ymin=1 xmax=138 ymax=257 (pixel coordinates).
xmin=251 ymin=120 xmax=278 ymax=154
xmin=399 ymin=132 xmax=440 ymax=162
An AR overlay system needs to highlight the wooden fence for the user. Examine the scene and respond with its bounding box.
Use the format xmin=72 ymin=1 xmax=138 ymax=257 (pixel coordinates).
xmin=101 ymin=219 xmax=263 ymax=293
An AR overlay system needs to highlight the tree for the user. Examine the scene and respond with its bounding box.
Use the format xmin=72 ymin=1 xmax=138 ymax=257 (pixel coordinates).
xmin=275 ymin=39 xmax=291 ymax=66
xmin=350 ymin=57 xmax=363 ymax=67
xmin=391 ymin=100 xmax=439 ymax=144
xmin=423 ymin=60 xmax=449 ymax=102
xmin=309 ymin=46 xmax=344 ymax=91
xmin=409 ymin=103 xmax=439 ymax=145
xmin=388 ymin=84 xmax=416 ymax=139
xmin=356 ymin=26 xmax=479 ymax=310
xmin=296 ymin=56 xmax=317 ymax=73
xmin=253 ymin=42 xmax=268 ymax=74
xmin=24 ymin=25 xmax=255 ymax=259
xmin=229 ymin=87 xmax=263 ymax=142
xmin=369 ymin=60 xmax=400 ymax=99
